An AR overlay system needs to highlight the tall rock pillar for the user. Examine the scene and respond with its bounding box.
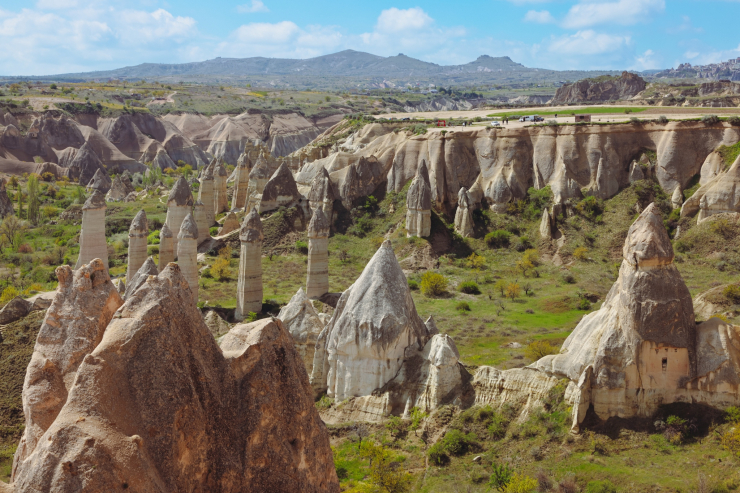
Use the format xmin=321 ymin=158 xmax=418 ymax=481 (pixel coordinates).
xmin=405 ymin=160 xmax=432 ymax=237
xmin=233 ymin=153 xmax=251 ymax=210
xmin=177 ymin=213 xmax=199 ymax=301
xmin=214 ymin=163 xmax=229 ymax=214
xmin=307 ymin=167 xmax=335 ymax=223
xmin=198 ymin=161 xmax=215 ymax=228
xmin=165 ymin=176 xmax=194 ymax=253
xmin=454 ymin=187 xmax=474 ymax=238
xmin=126 ymin=210 xmax=148 ymax=282
xmin=158 ymin=223 xmax=174 ymax=273
xmin=193 ymin=200 xmax=210 ymax=245
xmin=75 ymin=189 xmax=108 ymax=271
xmin=306 ymin=208 xmax=330 ymax=299
xmin=235 ymin=208 xmax=263 ymax=320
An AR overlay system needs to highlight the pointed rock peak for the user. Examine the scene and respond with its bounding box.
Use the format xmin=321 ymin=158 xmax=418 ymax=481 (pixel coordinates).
xmin=215 ymin=163 xmax=228 ymax=176
xmin=292 ymin=286 xmax=309 ymax=303
xmin=160 ymin=222 xmax=173 ymax=238
xmin=623 ymin=202 xmax=674 ymax=268
xmin=124 ymin=256 xmax=158 ymax=299
xmin=250 ymin=153 xmax=271 ymax=178
xmin=308 ymin=207 xmax=330 ymax=234
xmin=417 ymin=160 xmax=430 ymax=185
xmin=237 ymin=153 xmax=252 ymax=168
xmin=168 ymin=176 xmax=194 ymax=207
xmin=241 ymin=207 xmax=264 ymax=242
xmin=308 ymin=167 xmax=334 ymax=201
xmin=458 ymin=187 xmax=470 ymax=208
xmin=425 ymin=315 xmax=439 ymax=336
xmin=178 ymin=213 xmax=198 ymax=239
xmin=87 ymin=168 xmax=111 ymax=189
xmin=408 ymin=162 xmax=432 ymax=210
xmin=425 ymin=333 xmax=461 ymax=366
xmin=270 ymin=162 xmax=292 ymax=181
xmin=129 ymin=210 xmax=148 ymax=233
xmin=83 ymin=189 xmax=106 ymax=210
xmin=202 ymin=162 xmax=214 ymax=180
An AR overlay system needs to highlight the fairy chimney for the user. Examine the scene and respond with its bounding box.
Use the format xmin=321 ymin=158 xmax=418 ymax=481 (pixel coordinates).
xmin=306 ymin=207 xmax=330 ymax=299
xmin=214 ymin=163 xmax=229 ymax=214
xmin=406 ymin=161 xmax=432 ymax=237
xmin=235 ymin=208 xmax=263 ymax=320
xmin=177 ymin=213 xmax=199 ymax=301
xmin=198 ymin=161 xmax=215 ymax=228
xmin=158 ymin=223 xmax=174 ymax=272
xmin=165 ymin=176 xmax=194 ymax=253
xmin=126 ymin=210 xmax=148 ymax=283
xmin=75 ymin=190 xmax=108 ymax=272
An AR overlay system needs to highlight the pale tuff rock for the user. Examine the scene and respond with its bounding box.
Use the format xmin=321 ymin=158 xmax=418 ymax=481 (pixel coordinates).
xmin=594 ymin=157 xmax=619 ymax=199
xmin=125 ymin=210 xmax=148 ymax=284
xmin=203 ymin=309 xmax=231 ymax=339
xmin=311 ymin=240 xmax=430 ymax=402
xmin=672 ymin=186 xmax=683 ymax=209
xmin=690 ymin=155 xmax=740 ymax=222
xmin=700 ymin=151 xmax=724 ymax=186
xmin=338 ymin=156 xmax=384 ymax=210
xmin=85 ymin=168 xmax=111 ymax=194
xmin=628 ymin=160 xmax=645 ymax=183
xmin=0 ymin=179 xmax=14 ymax=218
xmin=260 ymin=162 xmax=301 ymax=213
xmin=69 ymin=141 xmax=106 ymax=186
xmin=12 ymin=260 xmax=122 ymax=472
xmin=11 ymin=264 xmax=338 ymax=492
xmin=165 ymin=176 xmax=194 ymax=253
xmin=248 ymin=151 xmax=271 ymax=195
xmin=198 ymin=161 xmax=216 ymax=228
xmin=308 ymin=166 xmax=335 ymax=220
xmin=152 ymin=148 xmax=176 ymax=171
xmin=124 ymin=256 xmax=158 ymax=300
xmin=75 ymin=190 xmax=108 ymax=271
xmin=278 ymin=288 xmax=326 ymax=373
xmin=539 ymin=208 xmax=553 ymax=239
xmin=158 ymin=223 xmax=174 ymax=272
xmin=235 ymin=208 xmax=263 ymax=320
xmin=214 ymin=163 xmax=229 ymax=214
xmin=218 ymin=211 xmax=240 ymax=236
xmin=406 ymin=160 xmax=432 ymax=237
xmin=177 ymin=213 xmax=199 ymax=301
xmin=454 ymin=187 xmax=475 ymax=238
xmin=105 ymin=174 xmax=135 ymax=202
xmin=193 ymin=200 xmax=210 ymax=245
xmin=425 ymin=315 xmax=439 ymax=336
xmin=307 ymin=208 xmax=330 ymax=299
xmin=233 ymin=153 xmax=251 ymax=210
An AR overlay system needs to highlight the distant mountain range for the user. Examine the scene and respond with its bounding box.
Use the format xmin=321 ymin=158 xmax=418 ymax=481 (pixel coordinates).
xmin=8 ymin=50 xmax=623 ymax=89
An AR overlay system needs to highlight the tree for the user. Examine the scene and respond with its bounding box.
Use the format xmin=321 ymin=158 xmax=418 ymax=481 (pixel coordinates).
xmin=505 ymin=282 xmax=520 ymax=300
xmin=0 ymin=215 xmax=27 ymax=252
xmin=26 ymin=174 xmax=40 ymax=225
xmin=211 ymin=258 xmax=231 ymax=282
xmin=524 ymin=341 xmax=559 ymax=361
xmin=16 ymin=183 xmax=24 ymax=218
xmin=420 ymin=272 xmax=447 ymax=297
xmin=494 ymin=279 xmax=507 ymax=297
xmin=465 ymin=252 xmax=485 ymax=270
xmin=359 ymin=441 xmax=412 ymax=493
xmin=489 ymin=463 xmax=513 ymax=492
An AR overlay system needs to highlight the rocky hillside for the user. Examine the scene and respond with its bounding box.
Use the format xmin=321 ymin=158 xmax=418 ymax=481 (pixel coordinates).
xmin=551 ymin=71 xmax=647 ymax=104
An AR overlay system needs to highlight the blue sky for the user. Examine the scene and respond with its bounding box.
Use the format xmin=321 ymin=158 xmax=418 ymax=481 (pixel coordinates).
xmin=0 ymin=0 xmax=738 ymax=75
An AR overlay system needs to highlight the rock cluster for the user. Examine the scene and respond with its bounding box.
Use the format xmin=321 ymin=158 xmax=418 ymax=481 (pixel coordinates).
xmin=10 ymin=263 xmax=338 ymax=492
xmin=74 ymin=190 xmax=108 ymax=271
xmin=235 ymin=208 xmax=264 ymax=320
xmin=105 ymin=173 xmax=135 ymax=202
xmin=406 ymin=160 xmax=432 ymax=237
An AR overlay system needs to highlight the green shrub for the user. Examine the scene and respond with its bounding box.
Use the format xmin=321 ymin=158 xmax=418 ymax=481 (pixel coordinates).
xmin=489 ymin=463 xmax=513 ymax=491
xmin=295 ymin=240 xmax=308 ymax=254
xmin=315 ymin=394 xmax=333 ymax=410
xmin=585 ymin=480 xmax=618 ymax=493
xmin=575 ymin=196 xmax=604 ymax=221
xmin=420 ymin=272 xmax=448 ymax=297
xmin=427 ymin=442 xmax=448 ymax=466
xmin=514 ymin=236 xmax=532 ymax=252
xmin=459 ymin=281 xmax=481 ymax=294
xmin=702 ymin=114 xmax=720 ymax=125
xmin=439 ymin=429 xmax=477 ymax=456
xmin=209 ymin=226 xmax=219 ymax=236
xmin=674 ymin=239 xmax=691 ymax=253
xmin=524 ymin=341 xmax=559 ymax=361
xmin=724 ymin=406 xmax=740 ymax=424
xmin=577 ymin=298 xmax=592 ymax=310
xmin=723 ymin=284 xmax=740 ymax=304
xmin=485 ymin=230 xmax=511 ymax=248
xmin=407 ymin=279 xmax=419 ymax=290
xmin=456 ymin=301 xmax=471 ymax=312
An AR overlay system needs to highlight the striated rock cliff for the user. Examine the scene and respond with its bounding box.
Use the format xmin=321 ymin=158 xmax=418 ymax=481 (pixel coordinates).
xmin=552 ymin=72 xmax=647 ymax=104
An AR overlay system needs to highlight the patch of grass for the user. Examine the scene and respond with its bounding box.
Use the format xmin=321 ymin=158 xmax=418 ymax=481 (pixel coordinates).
xmin=718 ymin=140 xmax=740 ymax=170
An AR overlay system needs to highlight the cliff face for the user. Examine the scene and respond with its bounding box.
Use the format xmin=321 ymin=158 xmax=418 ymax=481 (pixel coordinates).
xmin=552 ymin=71 xmax=647 ymax=104
xmin=297 ymin=121 xmax=740 ymax=214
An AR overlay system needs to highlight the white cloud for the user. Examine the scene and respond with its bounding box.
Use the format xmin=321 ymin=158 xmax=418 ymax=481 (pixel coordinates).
xmin=684 ymin=51 xmax=699 ymax=60
xmin=237 ymin=1 xmax=269 ymax=14
xmin=232 ymin=21 xmax=299 ymax=44
xmin=548 ymin=30 xmax=630 ymax=55
xmin=35 ymin=0 xmax=79 ymax=9
xmin=632 ymin=49 xmax=658 ymax=70
xmin=375 ymin=7 xmax=433 ymax=33
xmin=524 ymin=10 xmax=555 ymax=23
xmin=562 ymin=0 xmax=665 ymax=28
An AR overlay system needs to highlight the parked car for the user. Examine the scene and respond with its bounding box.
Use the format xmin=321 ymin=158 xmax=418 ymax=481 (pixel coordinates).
xmin=490 ymin=122 xmax=501 ymax=127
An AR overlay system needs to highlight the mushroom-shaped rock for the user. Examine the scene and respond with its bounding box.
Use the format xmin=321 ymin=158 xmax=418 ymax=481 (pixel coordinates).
xmin=308 ymin=167 xmax=335 ymax=219
xmin=235 ymin=208 xmax=263 ymax=320
xmin=532 ymin=203 xmax=695 ymax=426
xmin=177 ymin=213 xmax=199 ymax=300
xmin=406 ymin=161 xmax=432 ymax=237
xmin=198 ymin=161 xmax=215 ymax=227
xmin=11 ymin=264 xmax=339 ymax=492
xmin=124 ymin=256 xmax=158 ymax=300
xmin=193 ymin=200 xmax=210 ymax=244
xmin=454 ymin=187 xmax=474 ymax=238
xmin=12 ymin=260 xmax=123 ymax=468
xmin=306 ymin=208 xmax=330 ymax=299
xmin=126 ymin=210 xmax=148 ymax=283
xmin=158 ymin=223 xmax=174 ymax=272
xmin=277 ymin=287 xmax=326 ymax=373
xmin=311 ymin=240 xmax=430 ymax=401
xmin=85 ymin=168 xmax=112 ymax=194
xmin=165 ymin=176 xmax=194 ymax=252
xmin=75 ymin=190 xmax=108 ymax=271
xmin=233 ymin=153 xmax=251 ymax=210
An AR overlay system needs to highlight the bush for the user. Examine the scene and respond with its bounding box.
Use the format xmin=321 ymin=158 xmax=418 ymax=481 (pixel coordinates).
xmin=456 ymin=301 xmax=471 ymax=312
xmin=729 ymin=116 xmax=740 ymax=126
xmin=486 ymin=230 xmax=511 ymax=248
xmin=577 ymin=298 xmax=592 ymax=310
xmin=524 ymin=341 xmax=559 ymax=361
xmin=562 ymin=272 xmax=576 ymax=284
xmin=294 ymin=240 xmax=308 ymax=254
xmin=725 ymin=406 xmax=740 ymax=424
xmin=722 ymin=426 xmax=740 ymax=457
xmin=211 ymin=258 xmax=231 ymax=282
xmin=209 ymin=226 xmax=219 ymax=236
xmin=465 ymin=253 xmax=486 ymax=270
xmin=585 ymin=480 xmax=618 ymax=493
xmin=505 ymin=282 xmax=520 ymax=300
xmin=407 ymin=279 xmax=419 ymax=290
xmin=439 ymin=429 xmax=477 ymax=456
xmin=427 ymin=442 xmax=448 ymax=466
xmin=489 ymin=463 xmax=513 ymax=491
xmin=420 ymin=272 xmax=448 ymax=297
xmin=723 ymin=284 xmax=740 ymax=304
xmin=674 ymin=239 xmax=691 ymax=253
xmin=0 ymin=286 xmax=20 ymax=303
xmin=504 ymin=473 xmax=538 ymax=493
xmin=575 ymin=196 xmax=604 ymax=221
xmin=514 ymin=236 xmax=532 ymax=252
xmin=657 ymin=115 xmax=668 ymax=124
xmin=459 ymin=281 xmax=481 ymax=294
xmin=573 ymin=246 xmax=588 ymax=260
xmin=702 ymin=114 xmax=720 ymax=125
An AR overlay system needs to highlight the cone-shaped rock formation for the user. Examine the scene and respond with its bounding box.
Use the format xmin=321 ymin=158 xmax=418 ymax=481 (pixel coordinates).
xmin=406 ymin=160 xmax=432 ymax=237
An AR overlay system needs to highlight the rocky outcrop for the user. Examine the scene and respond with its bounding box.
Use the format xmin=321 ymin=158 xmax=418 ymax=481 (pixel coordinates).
xmin=10 ymin=263 xmax=338 ymax=492
xmin=307 ymin=166 xmax=335 ymax=221
xmin=306 ymin=208 xmax=330 ymax=299
xmin=218 ymin=211 xmax=240 ymax=236
xmin=85 ymin=168 xmax=111 ymax=194
xmin=235 ymin=208 xmax=263 ymax=320
xmin=260 ymin=162 xmax=301 ymax=213
xmin=74 ymin=190 xmax=107 ymax=271
xmin=337 ymin=156 xmax=384 ymax=210
xmin=125 ymin=210 xmax=148 ymax=284
xmin=158 ymin=223 xmax=174 ymax=272
xmin=539 ymin=208 xmax=553 ymax=239
xmin=105 ymin=173 xmax=135 ymax=202
xmin=124 ymin=256 xmax=158 ymax=300
xmin=0 ymin=297 xmax=34 ymax=325
xmin=203 ymin=310 xmax=231 ymax=339
xmin=311 ymin=240 xmax=431 ymax=402
xmin=69 ymin=141 xmax=106 ymax=185
xmin=232 ymin=153 xmax=251 ymax=210
xmin=177 ymin=213 xmax=199 ymax=301
xmin=406 ymin=160 xmax=432 ymax=237
xmin=685 ymin=155 xmax=740 ymax=221
xmin=12 ymin=260 xmax=123 ymax=471
xmin=0 ymin=178 xmax=14 ymax=218
xmin=278 ymin=288 xmax=325 ymax=373
xmin=151 ymin=148 xmax=176 ymax=170
xmin=165 ymin=176 xmax=194 ymax=253
xmin=552 ymin=72 xmax=647 ymax=104
xmin=214 ymin=163 xmax=229 ymax=214
xmin=454 ymin=187 xmax=474 ymax=238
